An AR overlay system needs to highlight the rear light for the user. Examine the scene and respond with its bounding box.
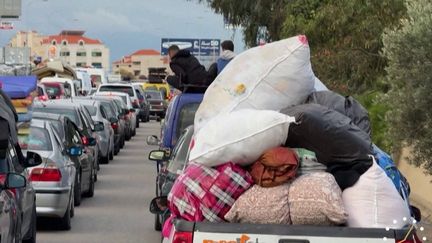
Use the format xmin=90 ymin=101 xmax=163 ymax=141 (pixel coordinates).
xmin=82 ymin=136 xmax=89 ymax=145
xmin=37 ymin=95 xmax=48 ymax=101
xmin=172 ymin=231 xmax=193 ymax=243
xmin=111 ymin=122 xmax=118 ymax=130
xmin=30 ymin=167 xmax=62 ymax=182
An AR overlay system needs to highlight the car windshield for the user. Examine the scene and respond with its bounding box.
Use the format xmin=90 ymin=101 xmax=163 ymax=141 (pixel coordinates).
xmin=18 ymin=127 xmax=53 ymax=151
xmin=85 ymin=106 xmax=97 ymax=116
xmin=44 ymin=84 xmax=62 ymax=96
xmin=145 ymin=91 xmax=162 ymax=100
xmin=99 ymin=86 xmax=134 ymax=97
xmin=167 ymin=128 xmax=193 ymax=174
xmin=33 ymin=107 xmax=81 ymax=127
xmin=176 ymin=103 xmax=200 ymax=139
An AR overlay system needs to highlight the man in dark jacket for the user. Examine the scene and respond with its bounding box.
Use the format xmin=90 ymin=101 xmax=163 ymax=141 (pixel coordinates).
xmin=167 ymin=45 xmax=209 ymax=93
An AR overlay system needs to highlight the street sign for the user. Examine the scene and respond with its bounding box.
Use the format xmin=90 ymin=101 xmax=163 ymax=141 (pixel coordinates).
xmin=0 ymin=21 xmax=13 ymax=30
xmin=0 ymin=0 xmax=21 ymax=19
xmin=161 ymin=38 xmax=220 ymax=57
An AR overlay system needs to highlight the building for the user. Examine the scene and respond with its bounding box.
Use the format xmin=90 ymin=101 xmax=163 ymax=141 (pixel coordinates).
xmin=113 ymin=49 xmax=169 ymax=79
xmin=8 ymin=30 xmax=110 ymax=70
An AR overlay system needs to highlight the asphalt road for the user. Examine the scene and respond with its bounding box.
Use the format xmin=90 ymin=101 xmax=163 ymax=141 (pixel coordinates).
xmin=37 ymin=122 xmax=162 ymax=243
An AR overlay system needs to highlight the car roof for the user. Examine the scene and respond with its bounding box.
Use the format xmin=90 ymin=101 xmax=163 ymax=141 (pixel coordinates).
xmin=95 ymin=91 xmax=130 ymax=98
xmin=32 ymin=112 xmax=63 ymax=121
xmin=30 ymin=118 xmax=49 ymax=129
xmin=69 ymin=98 xmax=100 ymax=106
xmin=34 ymin=100 xmax=82 ymax=109
xmin=99 ymin=83 xmax=134 ymax=87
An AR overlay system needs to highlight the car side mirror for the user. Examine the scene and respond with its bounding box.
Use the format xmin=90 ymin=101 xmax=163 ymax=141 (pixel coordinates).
xmin=24 ymin=151 xmax=43 ymax=168
xmin=5 ymin=173 xmax=26 ymax=189
xmin=94 ymin=122 xmax=104 ymax=132
xmin=109 ymin=117 xmax=119 ymax=124
xmin=146 ymin=135 xmax=159 ymax=146
xmin=149 ymin=196 xmax=168 ymax=214
xmin=148 ymin=150 xmax=167 ymax=161
xmin=68 ymin=146 xmax=83 ymax=156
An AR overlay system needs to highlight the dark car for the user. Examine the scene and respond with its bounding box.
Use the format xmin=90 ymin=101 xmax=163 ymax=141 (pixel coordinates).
xmin=133 ymin=84 xmax=151 ymax=123
xmin=148 ymin=126 xmax=193 ymax=231
xmin=31 ymin=113 xmax=95 ymax=207
xmin=144 ymin=90 xmax=166 ymax=121
xmin=91 ymin=96 xmax=127 ymax=151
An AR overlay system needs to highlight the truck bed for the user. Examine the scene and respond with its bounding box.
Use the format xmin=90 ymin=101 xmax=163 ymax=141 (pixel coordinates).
xmin=171 ymin=219 xmax=419 ymax=243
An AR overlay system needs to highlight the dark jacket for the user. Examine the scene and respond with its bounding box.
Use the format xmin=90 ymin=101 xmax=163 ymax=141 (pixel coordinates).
xmin=167 ymin=50 xmax=209 ymax=93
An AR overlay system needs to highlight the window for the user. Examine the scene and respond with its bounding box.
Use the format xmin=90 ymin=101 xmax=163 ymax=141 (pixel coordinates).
xmin=134 ymin=70 xmax=140 ymax=76
xmin=18 ymin=127 xmax=53 ymax=151
xmin=34 ymin=107 xmax=81 ymax=127
xmin=85 ymin=105 xmax=97 ymax=116
xmin=128 ymin=65 xmax=132 ymax=68
xmin=52 ymin=40 xmax=57 ymax=45
xmin=79 ymin=40 xmax=85 ymax=46
xmin=62 ymin=40 xmax=68 ymax=46
xmin=91 ymin=62 xmax=102 ymax=68
xmin=76 ymin=62 xmax=87 ymax=67
xmin=132 ymin=61 xmax=141 ymax=65
xmin=77 ymin=51 xmax=86 ymax=57
xmin=116 ymin=65 xmax=119 ymax=68
xmin=91 ymin=51 xmax=102 ymax=57
xmin=60 ymin=51 xmax=70 ymax=56
xmin=176 ymin=103 xmax=200 ymax=139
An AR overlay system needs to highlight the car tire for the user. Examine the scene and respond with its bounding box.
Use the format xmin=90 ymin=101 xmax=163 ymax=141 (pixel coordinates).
xmin=154 ymin=214 xmax=162 ymax=231
xmin=74 ymin=172 xmax=82 ymax=206
xmin=136 ymin=120 xmax=140 ymax=128
xmin=132 ymin=128 xmax=136 ymax=136
xmin=109 ymin=149 xmax=114 ymax=160
xmin=70 ymin=189 xmax=75 ymax=218
xmin=120 ymin=136 xmax=125 ymax=148
xmin=22 ymin=206 xmax=36 ymax=243
xmin=59 ymin=197 xmax=72 ymax=231
xmin=83 ymin=167 xmax=95 ymax=198
xmin=101 ymin=155 xmax=109 ymax=164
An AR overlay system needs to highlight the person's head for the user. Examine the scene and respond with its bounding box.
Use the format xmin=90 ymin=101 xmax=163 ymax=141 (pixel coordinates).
xmin=221 ymin=40 xmax=234 ymax=52
xmin=168 ymin=45 xmax=180 ymax=59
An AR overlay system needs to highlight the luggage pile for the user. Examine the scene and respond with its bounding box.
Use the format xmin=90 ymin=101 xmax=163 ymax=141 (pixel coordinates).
xmin=0 ymin=75 xmax=38 ymax=147
xmin=167 ymin=35 xmax=413 ymax=230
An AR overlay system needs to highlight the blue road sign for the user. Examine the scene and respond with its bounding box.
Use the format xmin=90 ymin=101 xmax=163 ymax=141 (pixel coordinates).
xmin=161 ymin=38 xmax=220 ymax=57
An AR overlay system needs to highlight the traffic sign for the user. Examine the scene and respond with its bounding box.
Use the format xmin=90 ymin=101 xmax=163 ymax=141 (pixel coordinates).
xmin=0 ymin=21 xmax=13 ymax=30
xmin=0 ymin=0 xmax=21 ymax=19
xmin=161 ymin=38 xmax=220 ymax=57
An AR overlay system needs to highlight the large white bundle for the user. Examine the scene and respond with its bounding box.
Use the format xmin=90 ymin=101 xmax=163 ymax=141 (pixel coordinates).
xmin=194 ymin=35 xmax=315 ymax=132
xmin=189 ymin=109 xmax=294 ymax=167
xmin=343 ymin=158 xmax=411 ymax=229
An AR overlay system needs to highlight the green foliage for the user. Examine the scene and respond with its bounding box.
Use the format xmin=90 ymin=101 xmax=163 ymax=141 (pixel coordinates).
xmin=382 ymin=0 xmax=432 ymax=174
xmin=282 ymin=0 xmax=406 ymax=94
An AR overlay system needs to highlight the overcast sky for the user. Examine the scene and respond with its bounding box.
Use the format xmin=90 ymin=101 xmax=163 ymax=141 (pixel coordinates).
xmin=0 ymin=0 xmax=244 ymax=61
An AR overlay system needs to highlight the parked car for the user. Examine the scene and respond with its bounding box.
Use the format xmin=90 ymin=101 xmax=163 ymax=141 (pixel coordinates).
xmin=97 ymin=83 xmax=141 ymax=111
xmin=148 ymin=126 xmax=193 ymax=231
xmin=18 ymin=119 xmax=79 ymax=230
xmin=94 ymin=92 xmax=136 ymax=140
xmin=89 ymin=97 xmax=125 ymax=155
xmin=0 ymin=172 xmax=26 ymax=243
xmin=31 ymin=113 xmax=95 ymax=207
xmin=148 ymin=93 xmax=203 ymax=152
xmin=71 ymin=98 xmax=115 ymax=164
xmin=132 ymin=83 xmax=151 ymax=123
xmin=144 ymin=90 xmax=167 ymax=121
xmin=40 ymin=77 xmax=79 ymax=98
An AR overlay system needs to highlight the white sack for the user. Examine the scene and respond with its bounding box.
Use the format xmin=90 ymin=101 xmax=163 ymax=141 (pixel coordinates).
xmin=343 ymin=157 xmax=411 ymax=229
xmin=189 ymin=109 xmax=294 ymax=167
xmin=194 ymin=35 xmax=315 ymax=132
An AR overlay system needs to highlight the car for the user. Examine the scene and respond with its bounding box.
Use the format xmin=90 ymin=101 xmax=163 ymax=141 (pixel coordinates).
xmin=33 ymin=101 xmax=98 ymax=200
xmin=97 ymin=83 xmax=141 ymax=111
xmin=94 ymin=92 xmax=137 ymax=140
xmin=70 ymin=98 xmax=115 ymax=164
xmin=18 ymin=119 xmax=79 ymax=230
xmin=40 ymin=77 xmax=79 ymax=98
xmin=144 ymin=90 xmax=167 ymax=121
xmin=147 ymin=93 xmax=203 ymax=152
xmin=132 ymin=83 xmax=151 ymax=123
xmin=36 ymin=84 xmax=49 ymax=101
xmin=148 ymin=126 xmax=193 ymax=231
xmin=31 ymin=113 xmax=95 ymax=207
xmin=89 ymin=97 xmax=125 ymax=155
xmin=0 ymin=172 xmax=26 ymax=243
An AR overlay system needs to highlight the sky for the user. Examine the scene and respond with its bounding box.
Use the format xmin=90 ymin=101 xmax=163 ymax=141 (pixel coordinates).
xmin=0 ymin=0 xmax=244 ymax=62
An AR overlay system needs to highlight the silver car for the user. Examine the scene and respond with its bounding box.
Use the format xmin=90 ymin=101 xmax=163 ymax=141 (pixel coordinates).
xmin=19 ymin=119 xmax=78 ymax=230
xmin=72 ymin=98 xmax=115 ymax=164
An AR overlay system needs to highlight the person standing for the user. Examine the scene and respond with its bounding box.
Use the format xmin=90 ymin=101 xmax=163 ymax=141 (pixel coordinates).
xmin=217 ymin=40 xmax=236 ymax=74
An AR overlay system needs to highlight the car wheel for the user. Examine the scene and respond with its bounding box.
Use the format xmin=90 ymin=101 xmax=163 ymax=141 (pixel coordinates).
xmin=120 ymin=136 xmax=125 ymax=148
xmin=101 ymin=154 xmax=109 ymax=164
xmin=22 ymin=206 xmax=36 ymax=243
xmin=74 ymin=172 xmax=82 ymax=206
xmin=154 ymin=214 xmax=162 ymax=231
xmin=83 ymin=167 xmax=95 ymax=198
xmin=59 ymin=197 xmax=72 ymax=231
xmin=132 ymin=128 xmax=136 ymax=136
xmin=136 ymin=120 xmax=140 ymax=128
xmin=70 ymin=189 xmax=75 ymax=218
xmin=109 ymin=148 xmax=114 ymax=160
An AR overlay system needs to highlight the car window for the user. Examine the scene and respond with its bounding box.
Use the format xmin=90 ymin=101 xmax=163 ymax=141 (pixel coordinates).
xmin=167 ymin=129 xmax=193 ymax=174
xmin=99 ymin=86 xmax=134 ymax=97
xmin=50 ymin=120 xmax=65 ymax=139
xmin=9 ymin=141 xmax=23 ymax=173
xmin=19 ymin=127 xmax=53 ymax=151
xmin=85 ymin=105 xmax=97 ymax=116
xmin=100 ymin=102 xmax=115 ymax=117
xmin=37 ymin=86 xmax=44 ymax=96
xmin=34 ymin=107 xmax=81 ymax=127
xmin=100 ymin=106 xmax=107 ymax=119
xmin=145 ymin=91 xmax=162 ymax=100
xmin=176 ymin=103 xmax=200 ymax=140
xmin=79 ymin=108 xmax=94 ymax=131
xmin=72 ymin=129 xmax=82 ymax=145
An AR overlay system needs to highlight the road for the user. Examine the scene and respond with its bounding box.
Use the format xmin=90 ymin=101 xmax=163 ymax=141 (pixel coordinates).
xmin=37 ymin=122 xmax=162 ymax=243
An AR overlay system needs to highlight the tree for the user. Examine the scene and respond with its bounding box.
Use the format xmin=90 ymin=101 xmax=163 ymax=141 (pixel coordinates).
xmin=281 ymin=0 xmax=406 ymax=94
xmin=116 ymin=69 xmax=135 ymax=81
xmin=382 ymin=0 xmax=432 ymax=174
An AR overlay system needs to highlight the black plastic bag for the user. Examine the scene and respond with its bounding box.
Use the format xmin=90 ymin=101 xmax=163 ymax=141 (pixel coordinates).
xmin=306 ymin=91 xmax=371 ymax=135
xmin=281 ymin=104 xmax=373 ymax=189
